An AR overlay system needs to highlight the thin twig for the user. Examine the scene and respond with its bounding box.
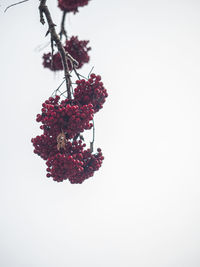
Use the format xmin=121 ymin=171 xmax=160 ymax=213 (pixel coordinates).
xmin=4 ymin=0 xmax=29 ymax=12
xmin=73 ymin=67 xmax=81 ymax=80
xmin=51 ymin=79 xmax=66 ymax=96
xmin=50 ymin=38 xmax=54 ymax=70
xmin=66 ymin=52 xmax=79 ymax=68
xmin=60 ymin=90 xmax=68 ymax=97
xmin=59 ymin=11 xmax=68 ymax=40
xmin=75 ymin=73 xmax=88 ymax=80
xmin=90 ymin=119 xmax=95 ymax=152
xmin=92 ymin=119 xmax=95 ymax=143
xmin=88 ymin=66 xmax=94 ymax=79
xmin=34 ymin=40 xmax=51 ymax=52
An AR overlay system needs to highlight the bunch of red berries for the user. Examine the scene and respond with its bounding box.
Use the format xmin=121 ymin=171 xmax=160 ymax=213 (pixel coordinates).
xmin=35 ymin=95 xmax=94 ymax=139
xmin=31 ymin=134 xmax=57 ymax=160
xmin=45 ymin=141 xmax=103 ymax=183
xmin=58 ymin=0 xmax=89 ymax=13
xmin=43 ymin=36 xmax=90 ymax=71
xmin=74 ymin=73 xmax=108 ymax=113
xmin=32 ymin=74 xmax=107 ymax=183
xmin=43 ymin=53 xmax=63 ymax=71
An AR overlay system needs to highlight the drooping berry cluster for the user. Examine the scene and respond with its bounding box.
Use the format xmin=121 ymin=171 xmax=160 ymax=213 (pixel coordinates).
xmin=43 ymin=53 xmax=63 ymax=71
xmin=65 ymin=36 xmax=90 ymax=69
xmin=46 ymin=142 xmax=103 ymax=183
xmin=33 ymin=0 xmax=107 ymax=184
xmin=32 ymin=74 xmax=107 ymax=183
xmin=58 ymin=0 xmax=89 ymax=13
xmin=43 ymin=36 xmax=90 ymax=71
xmin=74 ymin=73 xmax=108 ymax=113
xmin=36 ymin=95 xmax=94 ymax=139
xmin=31 ymin=134 xmax=57 ymax=160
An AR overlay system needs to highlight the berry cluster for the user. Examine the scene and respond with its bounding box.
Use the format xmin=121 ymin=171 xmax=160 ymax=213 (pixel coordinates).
xmin=74 ymin=73 xmax=108 ymax=113
xmin=32 ymin=134 xmax=57 ymax=160
xmin=43 ymin=53 xmax=62 ymax=71
xmin=58 ymin=0 xmax=89 ymax=13
xmin=43 ymin=36 xmax=90 ymax=71
xmin=35 ymin=95 xmax=94 ymax=139
xmin=46 ymin=142 xmax=103 ymax=183
xmin=32 ymin=75 xmax=107 ymax=183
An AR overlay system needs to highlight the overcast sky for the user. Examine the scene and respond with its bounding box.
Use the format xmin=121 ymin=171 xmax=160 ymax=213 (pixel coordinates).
xmin=0 ymin=0 xmax=200 ymax=266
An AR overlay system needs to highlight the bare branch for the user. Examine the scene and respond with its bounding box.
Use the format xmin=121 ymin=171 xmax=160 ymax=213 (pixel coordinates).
xmin=39 ymin=0 xmax=72 ymax=98
xmin=4 ymin=0 xmax=29 ymax=12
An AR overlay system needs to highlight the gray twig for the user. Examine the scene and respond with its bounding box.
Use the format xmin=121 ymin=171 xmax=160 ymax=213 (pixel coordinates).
xmin=4 ymin=0 xmax=29 ymax=12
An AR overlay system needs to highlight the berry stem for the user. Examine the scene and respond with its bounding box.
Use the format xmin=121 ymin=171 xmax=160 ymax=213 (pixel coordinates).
xmin=73 ymin=67 xmax=81 ymax=80
xmin=90 ymin=119 xmax=95 ymax=152
xmin=59 ymin=11 xmax=68 ymax=40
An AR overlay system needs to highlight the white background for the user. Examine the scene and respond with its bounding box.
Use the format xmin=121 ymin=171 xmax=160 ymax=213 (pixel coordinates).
xmin=0 ymin=0 xmax=200 ymax=266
